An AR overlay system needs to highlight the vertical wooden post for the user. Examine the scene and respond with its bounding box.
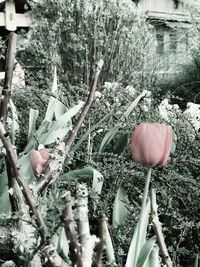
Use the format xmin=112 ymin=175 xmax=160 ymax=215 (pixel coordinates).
xmin=0 ymin=32 xmax=17 ymax=124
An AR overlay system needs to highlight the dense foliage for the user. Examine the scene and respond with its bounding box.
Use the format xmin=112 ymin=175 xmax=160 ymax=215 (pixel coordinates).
xmin=0 ymin=0 xmax=199 ymax=266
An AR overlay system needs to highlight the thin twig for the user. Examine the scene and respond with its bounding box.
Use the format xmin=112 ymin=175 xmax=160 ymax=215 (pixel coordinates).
xmin=0 ymin=122 xmax=49 ymax=242
xmin=36 ymin=59 xmax=104 ymax=194
xmin=65 ymin=59 xmax=104 ymax=155
xmin=62 ymin=191 xmax=83 ymax=267
xmin=150 ymin=187 xmax=173 ymax=267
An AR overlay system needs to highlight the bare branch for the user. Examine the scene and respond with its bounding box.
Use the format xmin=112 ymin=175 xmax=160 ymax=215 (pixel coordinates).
xmin=62 ymin=191 xmax=83 ymax=267
xmin=0 ymin=32 xmax=17 ymax=124
xmin=65 ymin=59 xmax=104 ymax=155
xmin=150 ymin=187 xmax=173 ymax=267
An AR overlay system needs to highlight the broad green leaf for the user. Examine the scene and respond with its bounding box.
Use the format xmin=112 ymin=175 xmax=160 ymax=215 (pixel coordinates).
xmin=124 ymin=91 xmax=147 ymax=119
xmin=112 ymin=186 xmax=129 ymax=228
xmin=52 ymin=227 xmax=70 ymax=263
xmin=72 ymin=111 xmax=113 ymax=153
xmin=54 ymin=100 xmax=68 ymax=120
xmin=92 ymin=169 xmax=104 ymax=194
xmin=28 ymin=108 xmax=39 ymax=140
xmin=194 ymin=254 xmax=199 ymax=267
xmin=61 ymin=167 xmax=103 ymax=194
xmin=125 ymin=200 xmax=150 ymax=267
xmin=1 ymin=261 xmax=16 ymax=267
xmin=45 ymin=66 xmax=58 ymax=121
xmin=144 ymin=245 xmax=160 ymax=267
xmin=136 ymin=236 xmax=157 ymax=267
xmin=0 ymin=190 xmax=11 ymax=213
xmin=19 ymin=153 xmax=35 ymax=183
xmin=98 ymin=124 xmax=121 ymax=153
xmin=61 ymin=167 xmax=94 ymax=180
xmin=114 ymin=133 xmax=129 ymax=154
xmin=23 ymin=101 xmax=83 ymax=154
xmin=57 ymin=227 xmax=69 ymax=262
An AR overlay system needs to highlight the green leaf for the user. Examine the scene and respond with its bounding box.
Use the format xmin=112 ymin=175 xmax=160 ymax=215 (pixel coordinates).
xmin=125 ymin=201 xmax=150 ymax=267
xmin=52 ymin=227 xmax=69 ymax=263
xmin=1 ymin=261 xmax=16 ymax=267
xmin=114 ymin=133 xmax=129 ymax=154
xmin=61 ymin=167 xmax=103 ymax=194
xmin=123 ymin=91 xmax=147 ymax=119
xmin=144 ymin=245 xmax=160 ymax=267
xmin=194 ymin=254 xmax=199 ymax=267
xmin=136 ymin=236 xmax=157 ymax=267
xmin=98 ymin=124 xmax=121 ymax=153
xmin=23 ymin=101 xmax=83 ymax=154
xmin=19 ymin=153 xmax=35 ymax=183
xmin=28 ymin=108 xmax=39 ymax=140
xmin=57 ymin=227 xmax=69 ymax=261
xmin=104 ymin=220 xmax=116 ymax=264
xmin=112 ymin=186 xmax=129 ymax=228
xmin=72 ymin=111 xmax=113 ymax=153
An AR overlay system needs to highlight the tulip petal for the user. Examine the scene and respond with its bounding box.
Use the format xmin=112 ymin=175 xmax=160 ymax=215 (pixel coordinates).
xmin=131 ymin=123 xmax=173 ymax=167
xmin=38 ymin=148 xmax=49 ymax=161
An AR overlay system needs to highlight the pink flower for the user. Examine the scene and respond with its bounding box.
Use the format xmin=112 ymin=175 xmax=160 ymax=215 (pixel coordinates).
xmin=30 ymin=145 xmax=49 ymax=176
xmin=131 ymin=123 xmax=173 ymax=167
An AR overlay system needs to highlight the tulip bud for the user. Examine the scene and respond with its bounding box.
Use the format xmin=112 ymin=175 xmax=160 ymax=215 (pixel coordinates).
xmin=30 ymin=145 xmax=49 ymax=176
xmin=131 ymin=123 xmax=173 ymax=166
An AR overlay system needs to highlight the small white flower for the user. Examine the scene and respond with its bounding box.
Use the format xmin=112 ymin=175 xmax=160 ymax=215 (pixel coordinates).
xmin=95 ymin=91 xmax=102 ymax=98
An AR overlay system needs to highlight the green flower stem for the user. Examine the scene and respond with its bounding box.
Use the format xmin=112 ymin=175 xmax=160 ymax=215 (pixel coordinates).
xmin=133 ymin=167 xmax=152 ymax=267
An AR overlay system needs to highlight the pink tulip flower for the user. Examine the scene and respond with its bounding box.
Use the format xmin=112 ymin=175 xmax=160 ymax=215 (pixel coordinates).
xmin=30 ymin=145 xmax=49 ymax=176
xmin=131 ymin=123 xmax=173 ymax=166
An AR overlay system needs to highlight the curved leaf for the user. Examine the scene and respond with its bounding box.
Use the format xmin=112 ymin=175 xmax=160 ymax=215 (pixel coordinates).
xmin=112 ymin=186 xmax=129 ymax=228
xmin=28 ymin=108 xmax=39 ymax=140
xmin=61 ymin=167 xmax=103 ymax=194
xmin=136 ymin=236 xmax=157 ymax=267
xmin=124 ymin=91 xmax=147 ymax=119
xmin=23 ymin=101 xmax=83 ymax=154
xmin=98 ymin=124 xmax=121 ymax=153
xmin=114 ymin=133 xmax=129 ymax=154
xmin=194 ymin=254 xmax=199 ymax=267
xmin=104 ymin=219 xmax=116 ymax=264
xmin=144 ymin=245 xmax=160 ymax=267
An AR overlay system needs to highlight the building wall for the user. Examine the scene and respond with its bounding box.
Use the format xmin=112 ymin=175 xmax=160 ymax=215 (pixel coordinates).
xmin=138 ymin=0 xmax=199 ymax=75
